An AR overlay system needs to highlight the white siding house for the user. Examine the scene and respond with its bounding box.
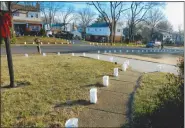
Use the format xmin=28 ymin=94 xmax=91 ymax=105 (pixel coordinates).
xmin=86 ymin=22 xmax=123 ymax=42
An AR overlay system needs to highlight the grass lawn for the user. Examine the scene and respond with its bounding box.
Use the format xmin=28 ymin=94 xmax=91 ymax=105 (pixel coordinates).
xmin=1 ymin=54 xmax=118 ymax=127
xmin=2 ymin=36 xmax=69 ymax=45
xmin=133 ymin=72 xmax=171 ymax=116
xmin=131 ymin=72 xmax=183 ymax=127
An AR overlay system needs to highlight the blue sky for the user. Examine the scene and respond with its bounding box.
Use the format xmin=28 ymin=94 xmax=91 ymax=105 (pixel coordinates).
xmin=58 ymin=2 xmax=184 ymax=31
xmin=38 ymin=1 xmax=184 ymax=31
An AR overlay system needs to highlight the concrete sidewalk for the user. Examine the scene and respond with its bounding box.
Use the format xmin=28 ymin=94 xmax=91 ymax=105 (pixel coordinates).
xmin=74 ymin=53 xmax=178 ymax=75
xmin=79 ymin=70 xmax=142 ymax=127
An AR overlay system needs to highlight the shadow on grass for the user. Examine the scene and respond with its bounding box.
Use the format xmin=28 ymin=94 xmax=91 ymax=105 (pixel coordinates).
xmin=54 ymin=100 xmax=91 ymax=108
xmin=121 ymin=75 xmax=143 ymax=128
xmin=1 ymin=80 xmax=31 ymax=89
xmin=81 ymin=82 xmax=104 ymax=88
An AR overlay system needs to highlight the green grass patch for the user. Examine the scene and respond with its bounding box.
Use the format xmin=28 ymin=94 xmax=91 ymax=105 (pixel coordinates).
xmin=1 ymin=54 xmax=118 ymax=127
xmin=3 ymin=36 xmax=69 ymax=45
xmin=131 ymin=72 xmax=183 ymax=128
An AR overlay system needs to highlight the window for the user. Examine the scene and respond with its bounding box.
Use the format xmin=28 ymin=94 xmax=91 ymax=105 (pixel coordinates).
xmin=117 ymin=29 xmax=121 ymax=32
xmin=95 ymin=28 xmax=97 ymax=31
xmin=36 ymin=14 xmax=38 ymax=18
xmin=99 ymin=29 xmax=101 ymax=31
xmin=30 ymin=26 xmax=40 ymax=31
xmin=13 ymin=12 xmax=19 ymax=16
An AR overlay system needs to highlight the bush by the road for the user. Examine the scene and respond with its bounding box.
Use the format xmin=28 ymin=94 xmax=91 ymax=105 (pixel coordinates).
xmin=11 ymin=36 xmax=68 ymax=44
xmin=131 ymin=58 xmax=184 ymax=128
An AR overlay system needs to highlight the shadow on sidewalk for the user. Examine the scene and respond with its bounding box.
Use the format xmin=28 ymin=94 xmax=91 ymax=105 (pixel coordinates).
xmin=122 ymin=74 xmax=143 ymax=128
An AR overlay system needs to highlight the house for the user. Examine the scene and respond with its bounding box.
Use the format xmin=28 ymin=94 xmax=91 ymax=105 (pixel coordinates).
xmin=161 ymin=32 xmax=173 ymax=42
xmin=85 ymin=22 xmax=123 ymax=42
xmin=172 ymin=32 xmax=184 ymax=44
xmin=44 ymin=23 xmax=73 ymax=34
xmin=12 ymin=3 xmax=42 ymax=35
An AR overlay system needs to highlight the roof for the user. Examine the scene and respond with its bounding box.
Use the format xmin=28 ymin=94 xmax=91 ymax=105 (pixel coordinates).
xmin=51 ymin=23 xmax=68 ymax=27
xmin=12 ymin=3 xmax=40 ymax=12
xmin=88 ymin=22 xmax=109 ymax=28
xmin=13 ymin=19 xmax=42 ymax=24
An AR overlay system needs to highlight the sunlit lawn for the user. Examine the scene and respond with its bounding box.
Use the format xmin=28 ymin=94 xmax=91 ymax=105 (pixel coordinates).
xmin=1 ymin=54 xmax=118 ymax=127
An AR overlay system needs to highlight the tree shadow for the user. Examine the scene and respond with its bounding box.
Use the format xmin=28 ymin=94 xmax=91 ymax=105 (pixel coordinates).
xmin=1 ymin=80 xmax=31 ymax=90
xmin=122 ymin=75 xmax=143 ymax=128
xmin=54 ymin=99 xmax=91 ymax=109
xmin=81 ymin=82 xmax=104 ymax=88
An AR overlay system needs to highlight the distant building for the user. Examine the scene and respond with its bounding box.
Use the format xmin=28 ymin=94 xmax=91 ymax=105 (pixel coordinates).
xmin=12 ymin=3 xmax=42 ymax=35
xmin=86 ymin=22 xmax=123 ymax=42
xmin=172 ymin=32 xmax=184 ymax=44
xmin=44 ymin=23 xmax=73 ymax=34
xmin=161 ymin=32 xmax=173 ymax=42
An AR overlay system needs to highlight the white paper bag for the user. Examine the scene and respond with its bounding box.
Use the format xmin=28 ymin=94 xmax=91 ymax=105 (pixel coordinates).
xmin=97 ymin=55 xmax=100 ymax=60
xmin=126 ymin=60 xmax=129 ymax=66
xmin=109 ymin=57 xmax=113 ymax=62
xmin=114 ymin=68 xmax=119 ymax=77
xmin=103 ymin=76 xmax=109 ymax=87
xmin=122 ymin=63 xmax=127 ymax=71
xmin=157 ymin=65 xmax=163 ymax=72
xmin=90 ymin=88 xmax=97 ymax=104
xmin=43 ymin=53 xmax=46 ymax=56
xmin=25 ymin=54 xmax=28 ymax=57
xmin=65 ymin=118 xmax=78 ymax=128
xmin=83 ymin=53 xmax=86 ymax=56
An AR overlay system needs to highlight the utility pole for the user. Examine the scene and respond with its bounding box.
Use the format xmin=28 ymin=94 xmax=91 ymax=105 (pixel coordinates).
xmin=0 ymin=2 xmax=16 ymax=87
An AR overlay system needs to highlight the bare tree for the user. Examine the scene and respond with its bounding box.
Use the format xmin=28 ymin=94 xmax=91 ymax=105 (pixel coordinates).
xmin=145 ymin=8 xmax=165 ymax=39
xmin=156 ymin=20 xmax=173 ymax=32
xmin=40 ymin=2 xmax=61 ymax=28
xmin=57 ymin=6 xmax=75 ymax=31
xmin=1 ymin=1 xmax=37 ymax=88
xmin=77 ymin=7 xmax=96 ymax=36
xmin=126 ymin=2 xmax=164 ymax=41
xmin=90 ymin=2 xmax=129 ymax=43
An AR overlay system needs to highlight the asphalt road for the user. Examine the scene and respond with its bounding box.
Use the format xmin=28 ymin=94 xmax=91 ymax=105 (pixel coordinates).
xmin=0 ymin=40 xmax=184 ymax=55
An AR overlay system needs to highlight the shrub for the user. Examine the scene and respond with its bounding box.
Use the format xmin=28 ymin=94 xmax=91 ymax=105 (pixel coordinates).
xmin=40 ymin=28 xmax=46 ymax=36
xmin=150 ymin=74 xmax=184 ymax=128
xmin=10 ymin=28 xmax=17 ymax=44
xmin=177 ymin=57 xmax=184 ymax=78
xmin=10 ymin=36 xmax=17 ymax=44
xmin=131 ymin=58 xmax=184 ymax=128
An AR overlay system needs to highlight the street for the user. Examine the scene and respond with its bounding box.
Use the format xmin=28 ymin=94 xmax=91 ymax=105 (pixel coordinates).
xmin=0 ymin=40 xmax=184 ymax=55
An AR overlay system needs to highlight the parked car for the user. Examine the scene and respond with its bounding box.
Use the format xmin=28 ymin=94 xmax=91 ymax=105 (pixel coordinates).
xmin=146 ymin=41 xmax=161 ymax=48
xmin=55 ymin=31 xmax=73 ymax=40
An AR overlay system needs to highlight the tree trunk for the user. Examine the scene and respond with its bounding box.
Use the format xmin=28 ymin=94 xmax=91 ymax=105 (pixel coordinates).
xmin=113 ymin=21 xmax=116 ymax=43
xmin=111 ymin=24 xmax=114 ymax=45
xmin=109 ymin=26 xmax=113 ymax=44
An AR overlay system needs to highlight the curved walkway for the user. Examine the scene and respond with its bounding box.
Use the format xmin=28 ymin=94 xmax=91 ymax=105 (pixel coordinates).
xmin=79 ymin=70 xmax=142 ymax=127
xmin=74 ymin=53 xmax=178 ymax=75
